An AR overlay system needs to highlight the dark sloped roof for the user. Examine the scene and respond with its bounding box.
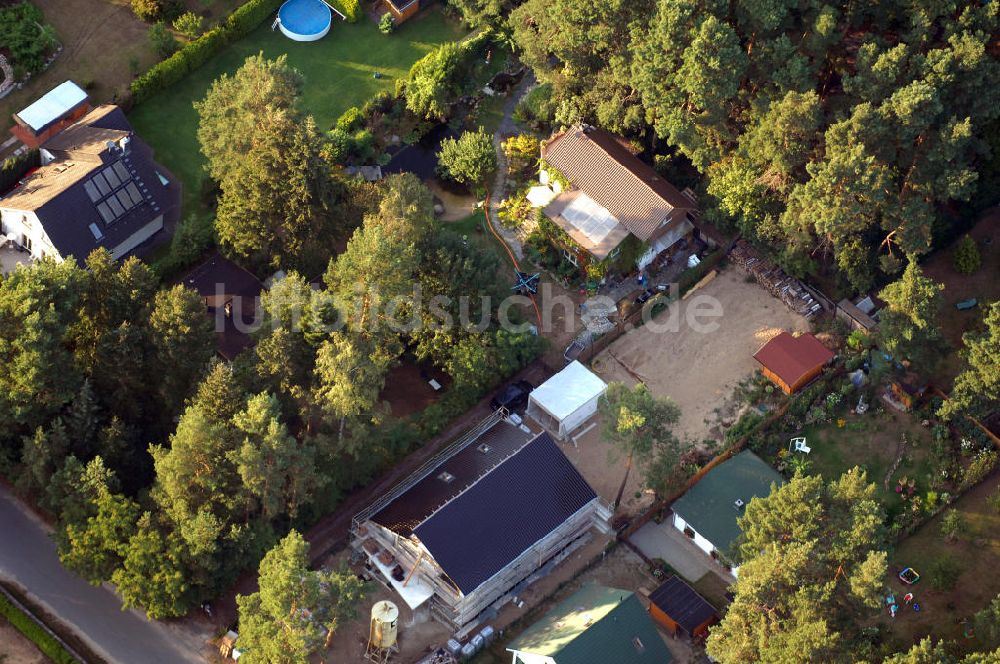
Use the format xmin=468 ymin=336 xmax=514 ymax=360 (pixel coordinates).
xmin=753 ymin=332 xmax=834 ymax=388
xmin=508 ymin=585 xmax=672 ymax=664
xmin=371 ymin=420 xmax=535 ymax=535
xmin=31 ymin=137 xmax=173 ymax=261
xmin=177 ymin=251 xmax=264 ymax=360
xmin=648 ymin=576 xmax=718 ymax=634
xmin=671 ymin=451 xmax=784 ymax=558
xmin=412 ymin=431 xmax=597 ymax=594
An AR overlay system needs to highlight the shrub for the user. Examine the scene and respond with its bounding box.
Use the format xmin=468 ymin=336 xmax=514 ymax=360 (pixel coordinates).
xmin=378 ymin=12 xmax=394 ymax=34
xmin=336 ymin=107 xmax=363 ymax=133
xmin=149 ymin=22 xmax=178 ymax=57
xmin=725 ymin=411 xmax=764 ymax=445
xmin=927 ymin=555 xmax=961 ymax=591
xmin=132 ymin=0 xmax=286 ymax=102
xmin=131 ymin=0 xmax=162 ymax=21
xmin=436 ymin=128 xmax=497 ymax=185
xmin=173 ymin=11 xmax=204 ymax=38
xmin=961 ymin=450 xmax=999 ymax=490
xmin=939 ymin=508 xmax=965 ymax=542
xmin=989 ymin=488 xmax=1000 ymax=514
xmin=513 ymin=83 xmax=556 ymax=129
xmin=226 ymin=0 xmax=284 ymax=34
xmin=0 ymin=2 xmax=57 ymax=75
xmin=328 ymin=0 xmax=360 ymax=22
xmin=953 ymin=235 xmax=981 ymax=275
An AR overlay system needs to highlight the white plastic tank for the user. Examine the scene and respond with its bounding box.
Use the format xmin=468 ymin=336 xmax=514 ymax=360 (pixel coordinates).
xmin=370 ymin=601 xmax=399 ymax=650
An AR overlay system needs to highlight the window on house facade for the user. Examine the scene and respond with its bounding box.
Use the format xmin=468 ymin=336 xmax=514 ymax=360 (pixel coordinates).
xmin=562 ymin=249 xmax=578 ymax=267
xmin=608 ymin=245 xmax=621 ymax=259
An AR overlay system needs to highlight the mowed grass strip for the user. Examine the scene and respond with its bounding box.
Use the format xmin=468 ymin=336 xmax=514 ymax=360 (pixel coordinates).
xmin=0 ymin=591 xmax=78 ymax=664
xmin=129 ymin=7 xmax=466 ymax=215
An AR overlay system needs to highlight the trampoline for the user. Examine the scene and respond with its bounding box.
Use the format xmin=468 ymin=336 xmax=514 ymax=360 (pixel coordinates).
xmin=276 ymin=0 xmax=332 ymax=41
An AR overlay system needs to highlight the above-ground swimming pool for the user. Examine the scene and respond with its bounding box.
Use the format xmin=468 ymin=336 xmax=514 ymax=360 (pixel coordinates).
xmin=277 ymin=0 xmax=332 ymax=41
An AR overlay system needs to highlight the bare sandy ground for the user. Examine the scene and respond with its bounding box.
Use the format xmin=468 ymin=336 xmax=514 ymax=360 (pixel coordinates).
xmin=591 ymin=268 xmax=810 ymax=444
xmin=0 ymin=618 xmax=47 ymax=664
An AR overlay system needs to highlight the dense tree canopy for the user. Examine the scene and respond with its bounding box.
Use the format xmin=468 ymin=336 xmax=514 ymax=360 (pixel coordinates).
xmin=877 ymin=260 xmax=945 ymax=365
xmin=940 ymin=301 xmax=1000 ymax=419
xmin=706 ymin=470 xmax=887 ymax=663
xmin=196 ymin=55 xmax=344 ymax=272
xmin=236 ymin=531 xmax=367 ymax=663
xmin=505 ymin=0 xmax=1000 ymax=291
xmin=598 ymin=382 xmax=683 ymax=507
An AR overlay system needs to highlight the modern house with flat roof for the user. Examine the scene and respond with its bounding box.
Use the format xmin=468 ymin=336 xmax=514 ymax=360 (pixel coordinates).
xmin=670 ymin=450 xmax=783 ymax=576
xmin=1 ymin=103 xmax=178 ymax=262
xmin=535 ymin=124 xmax=701 ymax=272
xmin=351 ymin=415 xmax=611 ymax=631
xmin=507 ymin=584 xmax=672 ymax=664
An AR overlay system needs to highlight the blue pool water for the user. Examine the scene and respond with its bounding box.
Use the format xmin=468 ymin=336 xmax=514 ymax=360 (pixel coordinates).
xmin=278 ymin=0 xmax=332 ymax=41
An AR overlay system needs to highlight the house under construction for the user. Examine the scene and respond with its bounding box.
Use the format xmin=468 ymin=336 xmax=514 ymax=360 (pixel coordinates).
xmin=350 ymin=413 xmax=611 ymax=631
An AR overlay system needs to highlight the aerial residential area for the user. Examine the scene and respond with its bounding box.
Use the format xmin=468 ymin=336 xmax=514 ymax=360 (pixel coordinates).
xmin=0 ymin=0 xmax=999 ymax=663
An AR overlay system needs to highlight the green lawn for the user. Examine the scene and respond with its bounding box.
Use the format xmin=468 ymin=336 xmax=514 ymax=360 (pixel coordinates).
xmin=129 ymin=8 xmax=466 ymax=216
xmin=880 ymin=471 xmax=1000 ymax=652
xmin=798 ymin=410 xmax=935 ymax=519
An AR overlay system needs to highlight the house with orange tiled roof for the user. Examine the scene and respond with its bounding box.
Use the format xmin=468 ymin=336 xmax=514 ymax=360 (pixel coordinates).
xmin=532 ymin=124 xmax=702 ymax=272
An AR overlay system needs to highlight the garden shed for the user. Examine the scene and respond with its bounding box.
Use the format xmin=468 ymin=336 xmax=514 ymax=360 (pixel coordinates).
xmin=526 ymin=360 xmax=607 ymax=440
xmin=753 ymin=331 xmax=834 ymax=394
xmin=647 ymin=576 xmax=718 ymax=639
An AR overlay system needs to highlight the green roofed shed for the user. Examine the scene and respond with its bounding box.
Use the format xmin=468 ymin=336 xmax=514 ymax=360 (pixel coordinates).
xmin=506 ymin=584 xmax=672 ymax=664
xmin=671 ymin=450 xmax=783 ymax=563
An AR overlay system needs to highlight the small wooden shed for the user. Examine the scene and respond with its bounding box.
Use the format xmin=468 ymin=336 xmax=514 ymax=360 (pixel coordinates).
xmin=383 ymin=0 xmax=422 ymax=23
xmin=753 ymin=332 xmax=834 ymax=394
xmin=647 ymin=576 xmax=718 ymax=639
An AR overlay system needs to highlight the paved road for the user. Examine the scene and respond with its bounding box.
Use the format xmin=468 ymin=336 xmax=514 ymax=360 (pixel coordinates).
xmin=0 ymin=485 xmax=207 ymax=664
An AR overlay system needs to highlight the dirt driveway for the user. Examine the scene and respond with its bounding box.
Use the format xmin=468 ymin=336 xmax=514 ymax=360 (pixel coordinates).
xmin=592 ymin=268 xmax=810 ymax=444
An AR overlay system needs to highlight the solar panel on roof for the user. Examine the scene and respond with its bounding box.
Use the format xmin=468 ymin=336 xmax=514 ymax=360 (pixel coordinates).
xmin=93 ymin=172 xmax=111 ymax=196
xmin=96 ymin=202 xmax=115 ymax=224
xmin=103 ymin=166 xmax=121 ymax=188
xmin=116 ymin=190 xmax=134 ymax=211
xmin=83 ymin=180 xmax=101 ymax=203
xmin=125 ymin=183 xmax=143 ymax=206
xmin=107 ymin=196 xmax=125 ymax=218
xmin=112 ymin=161 xmax=130 ymax=182
xmin=88 ymin=223 xmax=104 ymax=241
xmin=562 ymin=194 xmax=618 ymax=244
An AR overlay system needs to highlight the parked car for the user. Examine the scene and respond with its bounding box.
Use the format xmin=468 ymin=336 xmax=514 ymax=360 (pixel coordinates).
xmin=490 ymin=380 xmax=533 ymax=412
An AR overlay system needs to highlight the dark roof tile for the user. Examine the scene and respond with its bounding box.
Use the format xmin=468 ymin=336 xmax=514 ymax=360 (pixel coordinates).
xmin=412 ymin=431 xmax=597 ymax=594
xmin=648 ymin=576 xmax=718 ymax=634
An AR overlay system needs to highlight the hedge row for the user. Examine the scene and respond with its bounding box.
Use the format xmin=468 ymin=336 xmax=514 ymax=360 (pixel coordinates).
xmin=329 ymin=0 xmax=360 ymax=22
xmin=0 ymin=592 xmax=78 ymax=664
xmin=0 ymin=149 xmax=40 ymax=195
xmin=130 ymin=0 xmax=283 ymax=104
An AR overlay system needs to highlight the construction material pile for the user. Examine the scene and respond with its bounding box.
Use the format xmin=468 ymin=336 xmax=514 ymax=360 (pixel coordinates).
xmin=730 ymin=240 xmax=824 ymax=319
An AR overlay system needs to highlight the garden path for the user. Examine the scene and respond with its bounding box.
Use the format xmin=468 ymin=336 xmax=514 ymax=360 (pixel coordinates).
xmin=487 ymin=71 xmax=535 ymax=260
